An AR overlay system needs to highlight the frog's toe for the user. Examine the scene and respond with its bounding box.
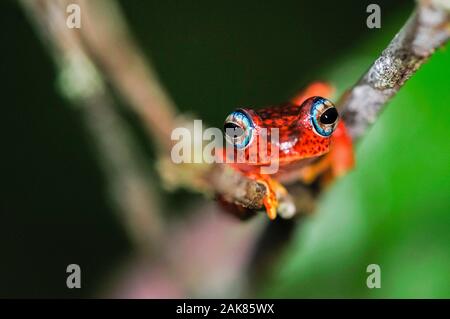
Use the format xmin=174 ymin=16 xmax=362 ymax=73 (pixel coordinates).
xmin=263 ymin=197 xmax=278 ymax=220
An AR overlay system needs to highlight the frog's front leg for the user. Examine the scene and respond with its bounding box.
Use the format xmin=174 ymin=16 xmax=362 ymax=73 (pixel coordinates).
xmin=246 ymin=172 xmax=287 ymax=220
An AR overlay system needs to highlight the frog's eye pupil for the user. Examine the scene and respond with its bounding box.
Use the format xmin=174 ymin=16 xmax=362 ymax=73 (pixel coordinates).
xmin=320 ymin=107 xmax=338 ymax=125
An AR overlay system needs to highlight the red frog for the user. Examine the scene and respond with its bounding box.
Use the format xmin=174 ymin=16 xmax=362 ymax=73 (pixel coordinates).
xmin=222 ymin=82 xmax=354 ymax=220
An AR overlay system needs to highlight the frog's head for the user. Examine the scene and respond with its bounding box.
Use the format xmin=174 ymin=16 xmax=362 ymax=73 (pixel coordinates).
xmin=223 ymin=96 xmax=339 ymax=163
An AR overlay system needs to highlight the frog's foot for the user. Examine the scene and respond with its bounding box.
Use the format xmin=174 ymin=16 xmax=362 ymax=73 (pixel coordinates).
xmin=249 ymin=174 xmax=287 ymax=220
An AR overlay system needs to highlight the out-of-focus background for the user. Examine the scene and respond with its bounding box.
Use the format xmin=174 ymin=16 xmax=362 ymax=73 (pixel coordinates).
xmin=1 ymin=0 xmax=449 ymax=298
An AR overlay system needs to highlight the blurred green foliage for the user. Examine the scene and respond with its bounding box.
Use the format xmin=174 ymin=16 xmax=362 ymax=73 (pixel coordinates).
xmin=262 ymin=36 xmax=450 ymax=299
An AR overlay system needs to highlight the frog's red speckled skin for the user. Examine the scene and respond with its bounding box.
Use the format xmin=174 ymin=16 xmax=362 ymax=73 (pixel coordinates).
xmin=242 ymin=100 xmax=331 ymax=161
xmin=223 ymin=82 xmax=354 ymax=219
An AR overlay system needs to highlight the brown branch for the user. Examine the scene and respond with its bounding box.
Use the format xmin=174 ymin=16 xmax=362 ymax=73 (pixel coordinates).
xmin=340 ymin=0 xmax=450 ymax=141
xmin=75 ymin=0 xmax=179 ymax=152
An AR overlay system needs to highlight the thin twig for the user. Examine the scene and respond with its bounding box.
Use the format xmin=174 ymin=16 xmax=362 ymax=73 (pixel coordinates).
xmin=75 ymin=0 xmax=179 ymax=152
xmin=20 ymin=0 xmax=166 ymax=252
xmin=341 ymin=0 xmax=450 ymax=141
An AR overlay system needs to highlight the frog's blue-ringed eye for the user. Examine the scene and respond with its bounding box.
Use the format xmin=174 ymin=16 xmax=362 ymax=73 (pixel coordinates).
xmin=224 ymin=110 xmax=254 ymax=149
xmin=310 ymin=97 xmax=339 ymax=137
